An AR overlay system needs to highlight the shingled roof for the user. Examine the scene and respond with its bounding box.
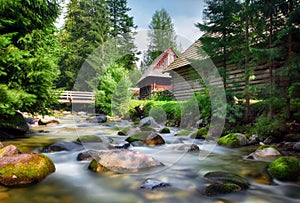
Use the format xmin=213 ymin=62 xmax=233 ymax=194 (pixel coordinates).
xmin=164 ymin=40 xmax=204 ymax=72
xmin=136 ymin=47 xmax=177 ymax=87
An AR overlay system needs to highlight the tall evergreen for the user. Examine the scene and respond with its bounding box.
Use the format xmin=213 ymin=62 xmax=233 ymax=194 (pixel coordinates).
xmin=196 ymin=0 xmax=242 ymax=90
xmin=58 ymin=0 xmax=110 ymax=89
xmin=0 ymin=0 xmax=61 ymax=115
xmin=144 ymin=9 xmax=178 ymax=66
xmin=106 ymin=0 xmax=138 ymax=70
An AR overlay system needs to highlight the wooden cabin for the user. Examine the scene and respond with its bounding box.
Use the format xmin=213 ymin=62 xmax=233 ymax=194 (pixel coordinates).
xmin=164 ymin=40 xmax=289 ymax=101
xmin=136 ymin=48 xmax=178 ymax=99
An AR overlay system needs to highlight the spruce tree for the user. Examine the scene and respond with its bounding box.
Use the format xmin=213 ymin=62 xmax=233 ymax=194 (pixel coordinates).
xmin=144 ymin=9 xmax=178 ymax=66
xmin=196 ymin=0 xmax=242 ymax=90
xmin=58 ymin=0 xmax=111 ymax=89
xmin=0 ymin=0 xmax=61 ymax=115
xmin=106 ymin=0 xmax=138 ymax=70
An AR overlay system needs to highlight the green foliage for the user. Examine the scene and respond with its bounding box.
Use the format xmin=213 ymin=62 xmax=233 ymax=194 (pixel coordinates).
xmin=251 ymin=114 xmax=282 ymax=139
xmin=0 ymin=0 xmax=61 ymax=115
xmin=96 ymin=63 xmax=132 ymax=115
xmin=269 ymin=157 xmax=300 ymax=181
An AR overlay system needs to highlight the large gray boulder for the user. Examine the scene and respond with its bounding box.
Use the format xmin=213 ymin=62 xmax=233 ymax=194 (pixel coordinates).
xmin=89 ymin=149 xmax=163 ymax=173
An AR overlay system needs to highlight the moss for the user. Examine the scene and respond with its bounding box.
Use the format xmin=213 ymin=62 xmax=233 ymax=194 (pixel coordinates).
xmin=76 ymin=135 xmax=102 ymax=143
xmin=140 ymin=126 xmax=153 ymax=131
xmin=190 ymin=128 xmax=208 ymax=139
xmin=217 ymin=133 xmax=240 ymax=147
xmin=205 ymin=183 xmax=242 ymax=196
xmin=174 ymin=130 xmax=190 ymax=136
xmin=159 ymin=127 xmax=170 ymax=134
xmin=269 ymin=157 xmax=300 ymax=181
xmin=0 ymin=154 xmax=55 ymax=186
xmin=88 ymin=159 xmax=109 ymax=173
xmin=125 ymin=131 xmax=152 ymax=143
xmin=257 ymin=145 xmax=278 ymax=151
xmin=117 ymin=127 xmax=131 ymax=136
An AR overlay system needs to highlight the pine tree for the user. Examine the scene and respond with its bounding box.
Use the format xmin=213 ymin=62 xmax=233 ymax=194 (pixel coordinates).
xmin=196 ymin=0 xmax=242 ymax=90
xmin=58 ymin=0 xmax=111 ymax=89
xmin=144 ymin=9 xmax=178 ymax=65
xmin=0 ymin=0 xmax=61 ymax=115
xmin=106 ymin=0 xmax=138 ymax=70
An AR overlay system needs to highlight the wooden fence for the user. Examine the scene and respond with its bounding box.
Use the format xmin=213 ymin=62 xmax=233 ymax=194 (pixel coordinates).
xmin=58 ymin=91 xmax=95 ymax=104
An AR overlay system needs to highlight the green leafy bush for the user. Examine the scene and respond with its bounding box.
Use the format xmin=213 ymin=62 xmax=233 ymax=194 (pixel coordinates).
xmin=251 ymin=114 xmax=282 ymax=139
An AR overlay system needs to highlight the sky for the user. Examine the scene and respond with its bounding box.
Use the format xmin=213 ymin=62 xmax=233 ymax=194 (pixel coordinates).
xmin=127 ymin=0 xmax=205 ymax=50
xmin=55 ymin=0 xmax=206 ymax=52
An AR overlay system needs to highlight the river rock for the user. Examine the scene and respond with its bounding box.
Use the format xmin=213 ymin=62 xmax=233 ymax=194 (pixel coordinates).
xmin=203 ymin=171 xmax=250 ymax=196
xmin=159 ymin=127 xmax=170 ymax=134
xmin=0 ymin=153 xmax=55 ymax=186
xmin=108 ymin=141 xmax=130 ymax=149
xmin=77 ymin=151 xmax=93 ymax=161
xmin=88 ymin=149 xmax=163 ymax=173
xmin=125 ymin=131 xmax=165 ymax=146
xmin=246 ymin=147 xmax=281 ymax=161
xmin=76 ymin=135 xmax=102 ymax=143
xmin=217 ymin=133 xmax=248 ymax=147
xmin=269 ymin=156 xmax=300 ymax=181
xmin=87 ymin=115 xmax=107 ymax=123
xmin=43 ymin=141 xmax=84 ymax=152
xmin=138 ymin=117 xmax=159 ymax=128
xmin=0 ymin=112 xmax=29 ymax=138
xmin=0 ymin=145 xmax=21 ymax=157
xmin=293 ymin=142 xmax=300 ymax=151
xmin=38 ymin=118 xmax=60 ymax=127
xmin=190 ymin=128 xmax=208 ymax=139
xmin=171 ymin=144 xmax=200 ymax=152
xmin=141 ymin=178 xmax=171 ymax=189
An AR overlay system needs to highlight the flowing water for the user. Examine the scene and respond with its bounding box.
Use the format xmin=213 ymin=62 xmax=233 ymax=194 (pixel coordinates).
xmin=2 ymin=115 xmax=300 ymax=203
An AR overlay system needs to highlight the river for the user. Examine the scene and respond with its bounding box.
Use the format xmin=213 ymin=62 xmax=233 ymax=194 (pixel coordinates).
xmin=2 ymin=114 xmax=300 ymax=203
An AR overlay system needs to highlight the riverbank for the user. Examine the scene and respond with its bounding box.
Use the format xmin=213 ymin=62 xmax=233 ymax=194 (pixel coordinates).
xmin=0 ymin=113 xmax=299 ymax=202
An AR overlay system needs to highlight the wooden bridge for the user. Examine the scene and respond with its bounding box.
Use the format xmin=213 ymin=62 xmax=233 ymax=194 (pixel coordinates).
xmin=58 ymin=91 xmax=95 ymax=104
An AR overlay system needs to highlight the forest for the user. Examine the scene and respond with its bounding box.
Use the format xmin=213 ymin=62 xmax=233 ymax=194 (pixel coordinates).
xmin=0 ymin=0 xmax=299 ymax=202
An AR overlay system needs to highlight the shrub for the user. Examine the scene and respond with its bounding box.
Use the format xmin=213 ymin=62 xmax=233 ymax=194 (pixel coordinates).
xmin=251 ymin=114 xmax=282 ymax=140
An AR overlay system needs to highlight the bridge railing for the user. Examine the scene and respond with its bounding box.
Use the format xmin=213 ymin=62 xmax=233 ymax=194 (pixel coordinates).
xmin=58 ymin=91 xmax=95 ymax=104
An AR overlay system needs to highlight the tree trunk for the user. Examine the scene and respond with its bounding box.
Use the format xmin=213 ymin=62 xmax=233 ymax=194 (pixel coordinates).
xmin=286 ymin=0 xmax=294 ymax=121
xmin=244 ymin=0 xmax=250 ymax=123
xmin=268 ymin=2 xmax=274 ymax=119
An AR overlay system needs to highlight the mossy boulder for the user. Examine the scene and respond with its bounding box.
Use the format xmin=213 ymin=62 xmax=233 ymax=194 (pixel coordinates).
xmin=125 ymin=131 xmax=165 ymax=146
xmin=117 ymin=127 xmax=131 ymax=136
xmin=0 ymin=112 xmax=29 ymax=138
xmin=217 ymin=133 xmax=248 ymax=147
xmin=76 ymin=135 xmax=102 ymax=143
xmin=269 ymin=157 xmax=300 ymax=181
xmin=174 ymin=130 xmax=190 ymax=136
xmin=88 ymin=149 xmax=163 ymax=173
xmin=190 ymin=128 xmax=208 ymax=139
xmin=203 ymin=171 xmax=250 ymax=196
xmin=0 ymin=153 xmax=55 ymax=186
xmin=205 ymin=183 xmax=242 ymax=196
xmin=159 ymin=127 xmax=170 ymax=134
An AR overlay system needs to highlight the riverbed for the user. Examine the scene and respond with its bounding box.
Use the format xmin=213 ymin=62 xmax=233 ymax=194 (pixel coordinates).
xmin=2 ymin=114 xmax=300 ymax=203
